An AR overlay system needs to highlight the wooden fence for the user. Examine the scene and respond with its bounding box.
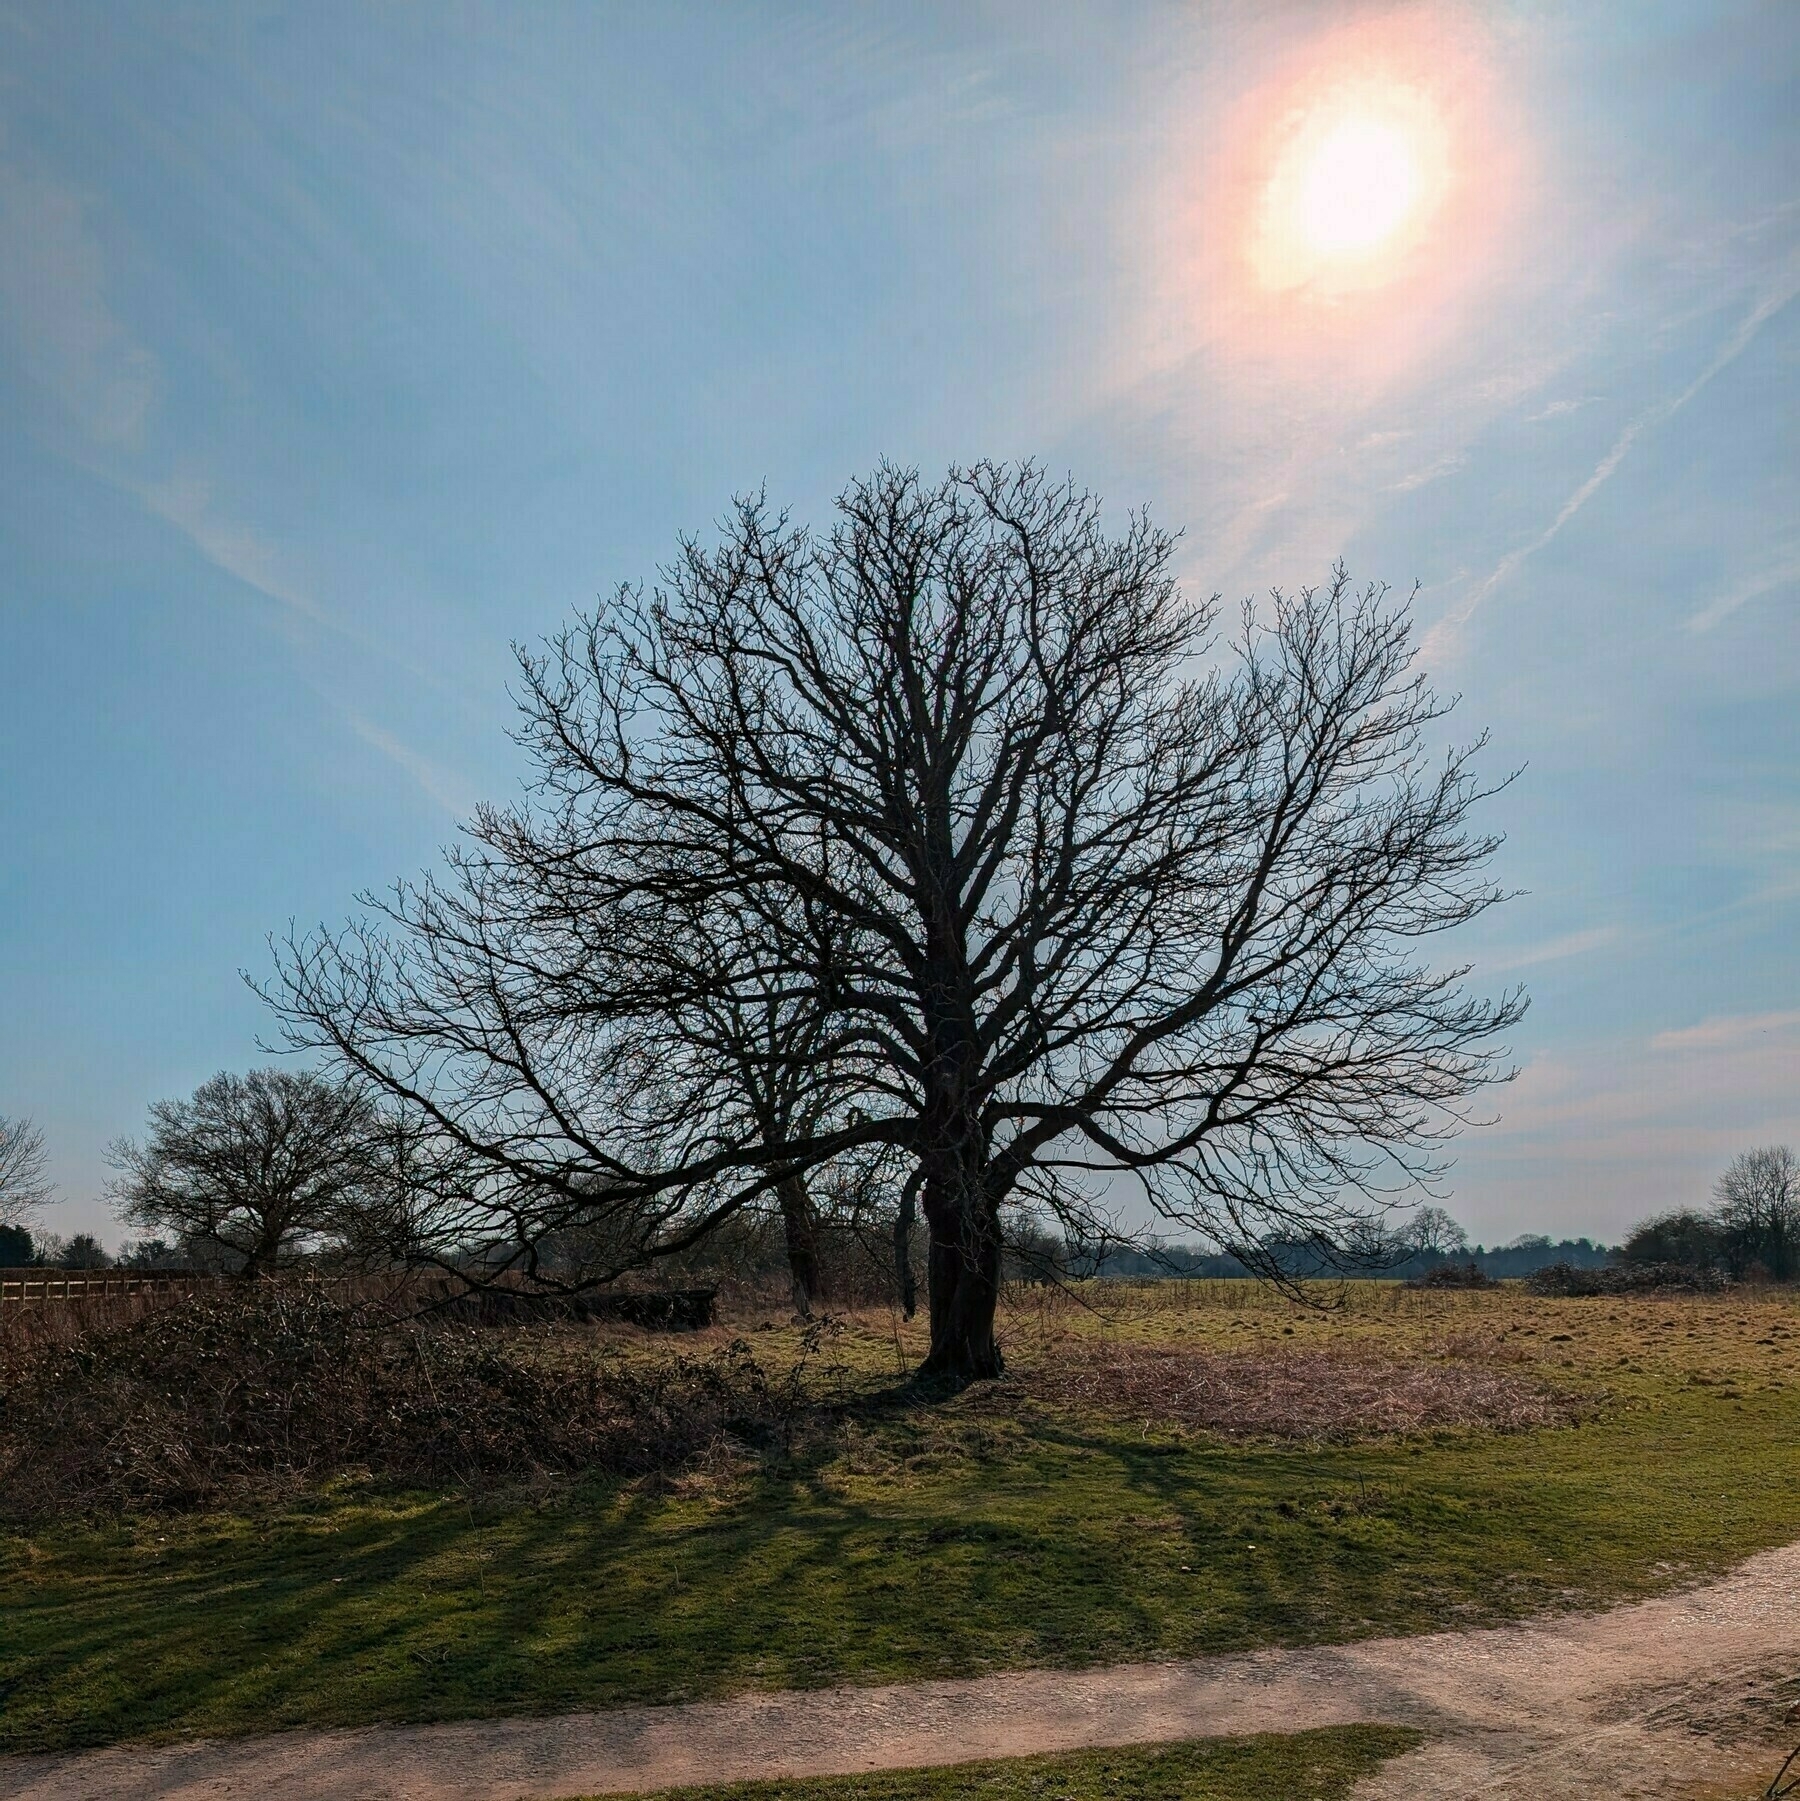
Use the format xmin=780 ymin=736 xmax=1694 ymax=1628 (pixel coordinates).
xmin=0 ymin=1268 xmax=718 ymax=1329
xmin=0 ymin=1269 xmax=420 ymax=1311
xmin=0 ymin=1267 xmax=214 ymax=1309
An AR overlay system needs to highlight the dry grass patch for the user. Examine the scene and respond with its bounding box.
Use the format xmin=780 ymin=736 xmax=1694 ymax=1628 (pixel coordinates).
xmin=1026 ymin=1339 xmax=1582 ymax=1441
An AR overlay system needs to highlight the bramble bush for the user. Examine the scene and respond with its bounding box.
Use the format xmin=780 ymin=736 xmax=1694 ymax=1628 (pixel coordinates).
xmin=0 ymin=1281 xmax=813 ymax=1518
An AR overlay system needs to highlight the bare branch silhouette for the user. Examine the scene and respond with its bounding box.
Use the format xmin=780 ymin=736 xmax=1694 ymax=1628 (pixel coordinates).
xmin=268 ymin=462 xmax=1523 ymax=1380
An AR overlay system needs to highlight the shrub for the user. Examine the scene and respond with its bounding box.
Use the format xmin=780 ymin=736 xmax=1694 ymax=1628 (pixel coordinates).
xmin=0 ymin=1281 xmax=812 ymax=1519
xmin=1526 ymin=1260 xmax=1728 ymax=1297
xmin=1621 ymin=1209 xmax=1729 ymax=1273
xmin=1405 ymin=1260 xmax=1492 ymax=1289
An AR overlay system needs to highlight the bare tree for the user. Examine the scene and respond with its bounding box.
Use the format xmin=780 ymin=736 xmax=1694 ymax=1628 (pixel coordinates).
xmin=1404 ymin=1205 xmax=1471 ymax=1260
xmin=653 ymin=908 xmax=871 ymax=1316
xmin=1621 ymin=1209 xmax=1725 ymax=1271
xmin=107 ymin=1069 xmax=382 ymax=1277
xmin=272 ymin=463 xmax=1522 ymax=1380
xmin=323 ymin=1103 xmax=481 ymax=1272
xmin=1714 ymin=1146 xmax=1800 ymax=1280
xmin=0 ymin=1115 xmax=53 ymax=1226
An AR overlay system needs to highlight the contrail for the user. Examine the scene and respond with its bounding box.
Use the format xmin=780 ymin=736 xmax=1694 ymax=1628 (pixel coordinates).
xmin=1423 ymin=267 xmax=1800 ymax=664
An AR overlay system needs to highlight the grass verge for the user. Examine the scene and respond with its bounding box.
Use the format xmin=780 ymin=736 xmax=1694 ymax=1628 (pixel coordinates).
xmin=3 ymin=1285 xmax=1798 ymax=1753
xmin=596 ymin=1727 xmax=1426 ymax=1800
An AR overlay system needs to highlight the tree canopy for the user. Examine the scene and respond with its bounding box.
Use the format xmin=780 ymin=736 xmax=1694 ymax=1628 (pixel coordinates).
xmin=273 ymin=463 xmax=1522 ymax=1377
xmin=0 ymin=1115 xmax=53 ymax=1228
xmin=108 ymin=1068 xmax=389 ymax=1277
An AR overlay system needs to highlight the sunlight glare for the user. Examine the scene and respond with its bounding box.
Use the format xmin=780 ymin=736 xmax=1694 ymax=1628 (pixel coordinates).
xmin=1248 ymin=75 xmax=1452 ymax=296
xmin=1296 ymin=117 xmax=1421 ymax=255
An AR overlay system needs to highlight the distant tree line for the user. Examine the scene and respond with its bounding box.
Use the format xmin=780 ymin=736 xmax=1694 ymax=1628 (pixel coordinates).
xmin=1065 ymin=1231 xmax=1617 ymax=1283
xmin=11 ymin=1072 xmax=1795 ymax=1303
xmin=1620 ymin=1146 xmax=1799 ymax=1282
xmin=1050 ymin=1149 xmax=1800 ymax=1288
xmin=1002 ymin=1203 xmax=1614 ymax=1284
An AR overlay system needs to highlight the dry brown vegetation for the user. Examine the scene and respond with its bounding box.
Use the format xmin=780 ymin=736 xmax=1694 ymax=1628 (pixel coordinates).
xmin=988 ymin=1274 xmax=1800 ymax=1391
xmin=0 ymin=1281 xmax=818 ymax=1520
xmin=6 ymin=1270 xmax=1799 ymax=1523
xmin=967 ymin=1275 xmax=1800 ymax=1441
xmin=1025 ymin=1341 xmax=1579 ymax=1440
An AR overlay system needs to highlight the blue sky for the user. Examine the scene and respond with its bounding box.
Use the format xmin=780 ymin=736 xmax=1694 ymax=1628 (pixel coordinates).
xmin=2 ymin=1 xmax=1795 ymax=1249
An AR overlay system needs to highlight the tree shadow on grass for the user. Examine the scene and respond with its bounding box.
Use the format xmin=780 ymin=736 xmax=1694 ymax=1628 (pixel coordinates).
xmin=6 ymin=1379 xmax=1800 ymax=1754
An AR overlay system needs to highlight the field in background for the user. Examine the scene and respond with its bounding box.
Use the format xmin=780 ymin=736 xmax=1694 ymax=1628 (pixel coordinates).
xmin=4 ymin=1278 xmax=1800 ymax=1753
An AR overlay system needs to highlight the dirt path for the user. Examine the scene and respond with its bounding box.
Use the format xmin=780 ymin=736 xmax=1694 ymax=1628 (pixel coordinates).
xmin=6 ymin=1542 xmax=1799 ymax=1801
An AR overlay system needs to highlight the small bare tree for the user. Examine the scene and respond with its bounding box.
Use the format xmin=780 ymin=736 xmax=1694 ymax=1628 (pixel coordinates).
xmin=1405 ymin=1205 xmax=1471 ymax=1260
xmin=0 ymin=1115 xmax=53 ymax=1227
xmin=649 ymin=905 xmax=872 ymax=1316
xmin=324 ymin=1103 xmax=481 ymax=1272
xmin=107 ymin=1069 xmax=381 ymax=1277
xmin=272 ymin=463 xmax=1522 ymax=1380
xmin=1714 ymin=1146 xmax=1800 ymax=1280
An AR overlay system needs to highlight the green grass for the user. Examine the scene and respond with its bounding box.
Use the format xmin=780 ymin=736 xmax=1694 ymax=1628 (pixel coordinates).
xmin=600 ymin=1728 xmax=1425 ymax=1800
xmin=4 ymin=1288 xmax=1800 ymax=1753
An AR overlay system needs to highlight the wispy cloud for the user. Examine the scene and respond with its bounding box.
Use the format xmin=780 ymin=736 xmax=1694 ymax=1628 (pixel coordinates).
xmin=139 ymin=475 xmax=325 ymax=625
xmin=346 ymin=715 xmax=478 ymax=821
xmin=1685 ymin=552 xmax=1800 ymax=633
xmin=1483 ymin=925 xmax=1618 ymax=972
xmin=0 ymin=153 xmax=332 ymax=634
xmin=1524 ymin=396 xmax=1594 ymax=423
xmin=1452 ymin=1024 xmax=1800 ymax=1240
xmin=0 ymin=155 xmax=158 ymax=445
xmin=1650 ymin=1010 xmax=1800 ymax=1053
xmin=0 ymin=147 xmax=487 ymax=806
xmin=1491 ymin=1032 xmax=1800 ymax=1154
xmin=1388 ymin=451 xmax=1467 ymax=493
xmin=1423 ymin=268 xmax=1800 ymax=663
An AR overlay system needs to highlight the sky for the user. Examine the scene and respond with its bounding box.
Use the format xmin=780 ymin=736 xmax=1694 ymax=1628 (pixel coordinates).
xmin=1 ymin=1 xmax=1796 ymax=1251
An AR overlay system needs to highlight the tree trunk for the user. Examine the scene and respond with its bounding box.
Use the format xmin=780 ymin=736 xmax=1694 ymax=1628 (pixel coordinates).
xmin=893 ymin=1170 xmax=920 ymax=1320
xmin=917 ymin=1180 xmax=1003 ymax=1382
xmin=777 ymin=1171 xmax=824 ymax=1319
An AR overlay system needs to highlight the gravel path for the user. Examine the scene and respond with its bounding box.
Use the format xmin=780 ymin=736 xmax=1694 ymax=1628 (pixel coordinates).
xmin=6 ymin=1542 xmax=1799 ymax=1800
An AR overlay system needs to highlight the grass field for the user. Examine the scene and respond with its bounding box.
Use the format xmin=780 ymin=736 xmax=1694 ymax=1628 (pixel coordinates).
xmin=596 ymin=1728 xmax=1427 ymax=1801
xmin=4 ymin=1280 xmax=1800 ymax=1754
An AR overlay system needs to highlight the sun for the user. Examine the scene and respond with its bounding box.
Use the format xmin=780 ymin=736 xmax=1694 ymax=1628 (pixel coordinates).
xmin=1248 ymin=77 xmax=1451 ymax=294
xmin=1295 ymin=116 xmax=1421 ymax=255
